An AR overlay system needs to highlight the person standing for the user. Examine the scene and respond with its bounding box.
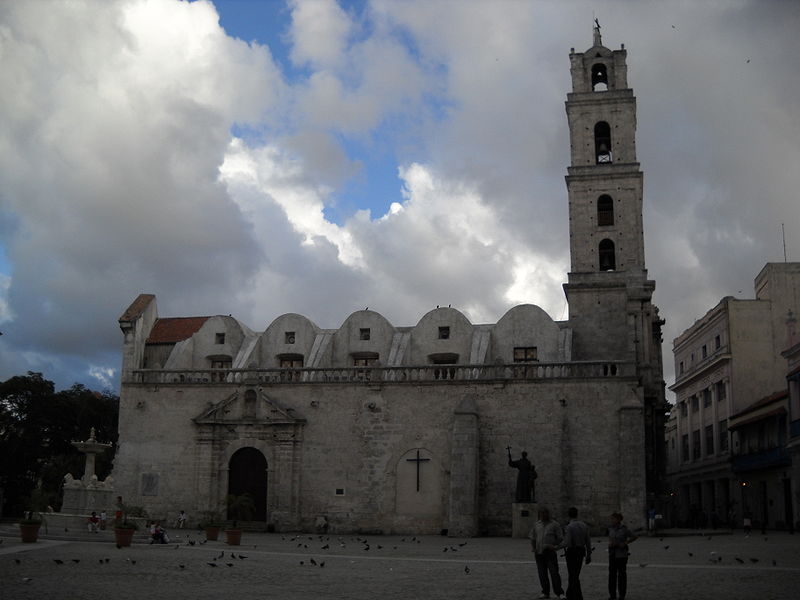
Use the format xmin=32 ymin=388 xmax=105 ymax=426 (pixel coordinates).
xmin=176 ymin=510 xmax=188 ymax=529
xmin=114 ymin=496 xmax=124 ymax=524
xmin=558 ymin=507 xmax=592 ymax=600
xmin=607 ymin=512 xmax=637 ymax=600
xmin=530 ymin=508 xmax=566 ymax=600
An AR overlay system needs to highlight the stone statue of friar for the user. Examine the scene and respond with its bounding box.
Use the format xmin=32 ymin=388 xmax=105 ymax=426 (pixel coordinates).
xmin=507 ymin=447 xmax=537 ymax=503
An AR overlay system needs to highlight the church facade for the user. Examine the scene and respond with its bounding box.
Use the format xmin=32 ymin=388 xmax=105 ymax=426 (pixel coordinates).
xmin=112 ymin=29 xmax=667 ymax=536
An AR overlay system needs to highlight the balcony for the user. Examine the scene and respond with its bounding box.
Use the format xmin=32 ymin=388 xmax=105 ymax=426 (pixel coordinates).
xmin=128 ymin=360 xmax=636 ymax=386
xmin=731 ymin=447 xmax=791 ymax=473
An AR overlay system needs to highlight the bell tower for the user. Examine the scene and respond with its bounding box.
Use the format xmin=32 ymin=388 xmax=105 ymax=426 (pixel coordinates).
xmin=562 ymin=23 xmax=668 ymax=500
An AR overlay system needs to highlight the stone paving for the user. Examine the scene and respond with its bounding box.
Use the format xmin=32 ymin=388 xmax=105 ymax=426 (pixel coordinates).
xmin=1 ymin=526 xmax=799 ymax=600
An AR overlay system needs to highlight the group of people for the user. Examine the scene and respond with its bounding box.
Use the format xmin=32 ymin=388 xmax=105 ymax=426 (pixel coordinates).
xmin=530 ymin=507 xmax=637 ymax=600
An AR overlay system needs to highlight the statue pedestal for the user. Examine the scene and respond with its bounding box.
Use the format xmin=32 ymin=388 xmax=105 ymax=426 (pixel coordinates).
xmin=512 ymin=502 xmax=538 ymax=538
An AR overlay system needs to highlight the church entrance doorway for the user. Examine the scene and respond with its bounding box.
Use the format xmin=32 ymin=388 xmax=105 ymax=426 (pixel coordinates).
xmin=227 ymin=447 xmax=268 ymax=522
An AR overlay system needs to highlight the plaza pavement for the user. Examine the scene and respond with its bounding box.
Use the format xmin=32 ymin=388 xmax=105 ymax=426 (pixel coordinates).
xmin=1 ymin=525 xmax=798 ymax=600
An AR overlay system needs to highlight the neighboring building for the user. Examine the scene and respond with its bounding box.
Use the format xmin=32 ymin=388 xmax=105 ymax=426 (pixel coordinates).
xmin=667 ymin=263 xmax=800 ymax=528
xmin=782 ymin=310 xmax=800 ymax=531
xmin=729 ymin=390 xmax=791 ymax=530
xmin=111 ymin=26 xmax=667 ymax=535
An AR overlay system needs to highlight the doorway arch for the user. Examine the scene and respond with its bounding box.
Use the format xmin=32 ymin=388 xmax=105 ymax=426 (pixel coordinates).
xmin=227 ymin=447 xmax=268 ymax=521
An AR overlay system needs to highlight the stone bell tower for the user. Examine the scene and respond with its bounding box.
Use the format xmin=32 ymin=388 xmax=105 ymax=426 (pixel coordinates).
xmin=562 ymin=23 xmax=668 ymax=498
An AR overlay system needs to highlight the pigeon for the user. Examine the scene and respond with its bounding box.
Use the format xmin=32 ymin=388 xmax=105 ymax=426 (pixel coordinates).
xmin=53 ymin=559 xmax=64 ymax=565
xmin=71 ymin=559 xmax=80 ymax=563
xmin=321 ymin=544 xmax=329 ymax=550
xmin=14 ymin=559 xmax=21 ymax=565
xmin=459 ymin=542 xmax=468 ymax=547
xmin=226 ymin=563 xmax=234 ymax=567
xmin=735 ymin=557 xmax=744 ymax=564
xmin=464 ymin=566 xmax=471 ymax=574
xmin=663 ymin=545 xmax=670 ymax=550
xmin=299 ymin=561 xmax=304 ymax=565
xmin=238 ymin=554 xmax=248 ymax=560
xmin=639 ymin=563 xmax=648 ymax=567
xmin=218 ymin=550 xmax=225 ymax=559
xmin=179 ymin=564 xmax=185 ymax=569
xmin=127 ymin=559 xmax=137 ymax=565
xmin=750 ymin=558 xmax=759 ymax=563
xmin=688 ymin=552 xmax=693 ymax=557
xmin=207 ymin=562 xmax=217 ymax=567
xmin=310 ymin=558 xmax=317 ymax=566
xmin=319 ymin=561 xmax=325 ymax=568
xmin=104 ymin=558 xmax=110 ymax=563
xmin=443 ymin=547 xmax=448 ymax=553
xmin=22 ymin=577 xmax=32 ymax=584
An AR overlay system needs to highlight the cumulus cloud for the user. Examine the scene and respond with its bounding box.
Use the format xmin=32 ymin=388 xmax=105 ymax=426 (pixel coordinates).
xmin=1 ymin=0 xmax=799 ymax=399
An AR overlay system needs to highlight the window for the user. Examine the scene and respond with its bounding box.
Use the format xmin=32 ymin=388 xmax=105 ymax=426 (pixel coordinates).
xmin=244 ymin=389 xmax=257 ymax=419
xmin=215 ymin=333 xmax=225 ymax=344
xmin=719 ymin=419 xmax=729 ymax=451
xmin=597 ymin=195 xmax=614 ymax=226
xmin=703 ymin=388 xmax=712 ymax=408
xmin=692 ymin=430 xmax=701 ymax=460
xmin=702 ymin=344 xmax=707 ymax=359
xmin=705 ymin=425 xmax=714 ymax=456
xmin=284 ymin=331 xmax=296 ymax=344
xmin=513 ymin=347 xmax=538 ymax=362
xmin=715 ymin=335 xmax=721 ymax=350
xmin=594 ymin=121 xmax=612 ymax=163
xmin=679 ymin=361 xmax=684 ymax=375
xmin=591 ymin=63 xmax=608 ymax=91
xmin=680 ymin=401 xmax=687 ymax=417
xmin=353 ymin=355 xmax=378 ymax=367
xmin=691 ymin=395 xmax=699 ymax=412
xmin=598 ymin=239 xmax=616 ymax=271
xmin=359 ymin=328 xmax=371 ymax=341
xmin=279 ymin=355 xmax=303 ymax=368
xmin=211 ymin=359 xmax=231 ymax=369
xmin=438 ymin=326 xmax=450 ymax=340
xmin=716 ymin=381 xmax=726 ymax=403
xmin=681 ymin=434 xmax=689 ymax=462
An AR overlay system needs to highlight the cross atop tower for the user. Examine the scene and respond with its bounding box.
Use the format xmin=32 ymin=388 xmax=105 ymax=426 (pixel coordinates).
xmin=593 ymin=18 xmax=602 ymax=47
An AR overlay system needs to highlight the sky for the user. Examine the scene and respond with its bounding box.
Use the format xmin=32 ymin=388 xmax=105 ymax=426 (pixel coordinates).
xmin=1 ymin=0 xmax=799 ymax=396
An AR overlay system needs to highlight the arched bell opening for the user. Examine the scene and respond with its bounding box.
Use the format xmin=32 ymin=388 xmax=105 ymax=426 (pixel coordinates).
xmin=594 ymin=121 xmax=612 ymax=163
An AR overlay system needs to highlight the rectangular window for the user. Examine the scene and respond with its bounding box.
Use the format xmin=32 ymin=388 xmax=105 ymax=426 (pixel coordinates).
xmin=691 ymin=395 xmax=699 ymax=412
xmin=513 ymin=347 xmax=538 ymax=362
xmin=680 ymin=401 xmax=688 ymax=417
xmin=280 ymin=357 xmax=303 ymax=368
xmin=716 ymin=381 xmax=726 ymax=403
xmin=215 ymin=333 xmax=225 ymax=344
xmin=703 ymin=389 xmax=712 ymax=408
xmin=353 ymin=356 xmax=377 ymax=367
xmin=702 ymin=344 xmax=707 ymax=359
xmin=679 ymin=361 xmax=684 ymax=375
xmin=438 ymin=326 xmax=450 ymax=340
xmin=705 ymin=424 xmax=714 ymax=456
xmin=681 ymin=434 xmax=689 ymax=462
xmin=715 ymin=335 xmax=721 ymax=350
xmin=285 ymin=331 xmax=295 ymax=344
xmin=692 ymin=430 xmax=701 ymax=460
xmin=211 ymin=359 xmax=231 ymax=369
xmin=359 ymin=328 xmax=371 ymax=341
xmin=719 ymin=419 xmax=729 ymax=451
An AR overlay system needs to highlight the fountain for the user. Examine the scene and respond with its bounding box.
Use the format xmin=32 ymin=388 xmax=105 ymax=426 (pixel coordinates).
xmin=47 ymin=428 xmax=116 ymax=531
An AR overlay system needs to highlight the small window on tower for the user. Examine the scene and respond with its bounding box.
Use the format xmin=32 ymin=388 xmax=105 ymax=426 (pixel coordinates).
xmin=597 ymin=195 xmax=614 ymax=226
xmin=215 ymin=333 xmax=225 ymax=344
xmin=438 ymin=326 xmax=450 ymax=340
xmin=285 ymin=331 xmax=295 ymax=344
xmin=513 ymin=347 xmax=538 ymax=362
xmin=359 ymin=328 xmax=371 ymax=341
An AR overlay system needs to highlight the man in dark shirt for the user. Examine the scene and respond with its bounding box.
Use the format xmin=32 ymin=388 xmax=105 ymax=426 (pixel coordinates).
xmin=558 ymin=507 xmax=592 ymax=600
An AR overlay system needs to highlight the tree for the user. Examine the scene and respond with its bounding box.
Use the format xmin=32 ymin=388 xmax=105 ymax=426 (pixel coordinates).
xmin=0 ymin=372 xmax=119 ymax=517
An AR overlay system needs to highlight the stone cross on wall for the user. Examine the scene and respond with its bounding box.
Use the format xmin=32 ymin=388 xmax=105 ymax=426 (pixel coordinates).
xmin=406 ymin=449 xmax=431 ymax=492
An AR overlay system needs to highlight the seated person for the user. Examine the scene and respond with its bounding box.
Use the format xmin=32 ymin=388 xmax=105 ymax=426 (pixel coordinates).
xmin=87 ymin=511 xmax=100 ymax=533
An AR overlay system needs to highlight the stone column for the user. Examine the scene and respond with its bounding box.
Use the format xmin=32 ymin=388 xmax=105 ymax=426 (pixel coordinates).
xmin=447 ymin=397 xmax=479 ymax=537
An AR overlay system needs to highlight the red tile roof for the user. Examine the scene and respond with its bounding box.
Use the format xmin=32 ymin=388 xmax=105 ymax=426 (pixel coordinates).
xmin=146 ymin=317 xmax=210 ymax=344
xmin=119 ymin=294 xmax=155 ymax=322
